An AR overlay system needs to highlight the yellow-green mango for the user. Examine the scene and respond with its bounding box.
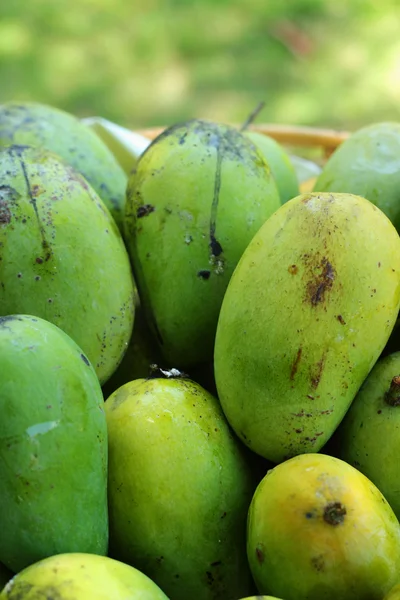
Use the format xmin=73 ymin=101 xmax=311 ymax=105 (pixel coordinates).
xmin=247 ymin=453 xmax=400 ymax=600
xmin=245 ymin=131 xmax=299 ymax=203
xmin=0 ymin=145 xmax=135 ymax=384
xmin=337 ymin=352 xmax=400 ymax=519
xmin=214 ymin=192 xmax=400 ymax=462
xmin=313 ymin=122 xmax=400 ymax=232
xmin=0 ymin=315 xmax=108 ymax=573
xmin=0 ymin=553 xmax=168 ymax=600
xmin=0 ymin=565 xmax=13 ymax=593
xmin=124 ymin=119 xmax=280 ymax=367
xmin=0 ymin=102 xmax=127 ymax=230
xmin=105 ymin=376 xmax=255 ymax=600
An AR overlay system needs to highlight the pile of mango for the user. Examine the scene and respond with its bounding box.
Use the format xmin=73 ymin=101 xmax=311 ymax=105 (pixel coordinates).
xmin=2 ymin=102 xmax=400 ymax=600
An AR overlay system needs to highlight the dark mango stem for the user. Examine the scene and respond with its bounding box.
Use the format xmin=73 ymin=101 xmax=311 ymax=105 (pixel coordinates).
xmin=384 ymin=376 xmax=400 ymax=406
xmin=240 ymin=101 xmax=266 ymax=132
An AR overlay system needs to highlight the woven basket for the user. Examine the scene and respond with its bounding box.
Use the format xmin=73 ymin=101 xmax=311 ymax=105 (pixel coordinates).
xmin=138 ymin=123 xmax=348 ymax=152
xmin=137 ymin=123 xmax=350 ymax=192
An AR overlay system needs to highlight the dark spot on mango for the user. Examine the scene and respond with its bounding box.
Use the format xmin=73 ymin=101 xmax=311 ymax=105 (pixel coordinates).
xmin=210 ymin=235 xmax=223 ymax=257
xmin=206 ymin=571 xmax=214 ymax=584
xmin=137 ymin=204 xmax=155 ymax=218
xmin=310 ymin=351 xmax=327 ymax=389
xmin=323 ymin=501 xmax=346 ymax=525
xmin=288 ymin=264 xmax=298 ymax=275
xmin=0 ymin=202 xmax=11 ymax=224
xmin=210 ymin=560 xmax=222 ymax=567
xmin=80 ymin=353 xmax=90 ymax=366
xmin=255 ymin=545 xmax=265 ymax=563
xmin=337 ymin=315 xmax=345 ymax=325
xmin=385 ymin=376 xmax=400 ymax=406
xmin=305 ymin=256 xmax=335 ymax=306
xmin=198 ymin=270 xmax=211 ymax=280
xmin=290 ymin=346 xmax=302 ymax=380
xmin=311 ymin=554 xmax=325 ymax=571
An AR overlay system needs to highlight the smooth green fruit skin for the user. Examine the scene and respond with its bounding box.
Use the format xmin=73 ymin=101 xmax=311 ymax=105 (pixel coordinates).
xmin=214 ymin=192 xmax=400 ymax=463
xmin=0 ymin=102 xmax=127 ymax=230
xmin=0 ymin=553 xmax=168 ymax=600
xmin=247 ymin=453 xmax=400 ymax=600
xmin=313 ymin=122 xmax=400 ymax=232
xmin=0 ymin=564 xmax=13 ymax=593
xmin=105 ymin=377 xmax=256 ymax=600
xmin=0 ymin=315 xmax=108 ymax=573
xmin=124 ymin=119 xmax=281 ymax=367
xmin=245 ymin=131 xmax=299 ymax=203
xmin=0 ymin=145 xmax=135 ymax=384
xmin=337 ymin=352 xmax=400 ymax=519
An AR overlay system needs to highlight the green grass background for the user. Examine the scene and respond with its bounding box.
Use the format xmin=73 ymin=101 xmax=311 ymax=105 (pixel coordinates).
xmin=0 ymin=0 xmax=399 ymax=132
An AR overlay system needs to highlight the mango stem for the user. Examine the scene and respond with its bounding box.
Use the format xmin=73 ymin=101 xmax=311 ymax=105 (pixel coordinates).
xmin=240 ymin=101 xmax=266 ymax=132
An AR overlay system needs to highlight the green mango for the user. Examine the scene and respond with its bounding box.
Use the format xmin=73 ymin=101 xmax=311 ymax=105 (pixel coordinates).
xmin=124 ymin=118 xmax=280 ymax=367
xmin=337 ymin=352 xmax=400 ymax=519
xmin=313 ymin=122 xmax=400 ymax=232
xmin=214 ymin=192 xmax=400 ymax=463
xmin=0 ymin=315 xmax=108 ymax=573
xmin=0 ymin=145 xmax=135 ymax=384
xmin=0 ymin=102 xmax=127 ymax=230
xmin=0 ymin=553 xmax=168 ymax=600
xmin=245 ymin=131 xmax=299 ymax=203
xmin=105 ymin=376 xmax=256 ymax=600
xmin=247 ymin=453 xmax=400 ymax=600
xmin=0 ymin=564 xmax=13 ymax=592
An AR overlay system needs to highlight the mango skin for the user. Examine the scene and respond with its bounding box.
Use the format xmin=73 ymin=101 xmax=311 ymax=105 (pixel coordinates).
xmin=0 ymin=145 xmax=135 ymax=384
xmin=313 ymin=122 xmax=400 ymax=232
xmin=384 ymin=583 xmax=400 ymax=600
xmin=0 ymin=564 xmax=13 ymax=593
xmin=214 ymin=192 xmax=400 ymax=463
xmin=105 ymin=377 xmax=255 ymax=600
xmin=0 ymin=315 xmax=108 ymax=573
xmin=337 ymin=352 xmax=400 ymax=519
xmin=247 ymin=453 xmax=400 ymax=600
xmin=245 ymin=131 xmax=299 ymax=203
xmin=0 ymin=553 xmax=168 ymax=600
xmin=124 ymin=119 xmax=281 ymax=367
xmin=0 ymin=101 xmax=127 ymax=230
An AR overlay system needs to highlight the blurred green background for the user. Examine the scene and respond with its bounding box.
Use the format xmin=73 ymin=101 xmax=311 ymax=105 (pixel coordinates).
xmin=0 ymin=0 xmax=399 ymax=132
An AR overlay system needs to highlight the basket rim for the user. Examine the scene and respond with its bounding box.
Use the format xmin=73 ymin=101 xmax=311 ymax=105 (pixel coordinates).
xmin=137 ymin=123 xmax=349 ymax=152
